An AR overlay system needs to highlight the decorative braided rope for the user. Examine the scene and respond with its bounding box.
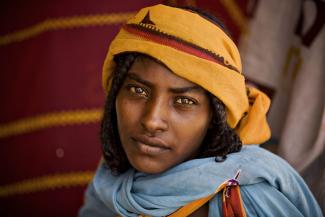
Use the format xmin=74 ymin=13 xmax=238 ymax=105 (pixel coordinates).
xmin=0 ymin=108 xmax=103 ymax=138
xmin=0 ymin=12 xmax=135 ymax=46
xmin=0 ymin=171 xmax=94 ymax=197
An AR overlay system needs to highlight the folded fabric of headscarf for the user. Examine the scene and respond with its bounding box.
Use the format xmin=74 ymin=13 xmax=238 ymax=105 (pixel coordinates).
xmin=102 ymin=4 xmax=271 ymax=144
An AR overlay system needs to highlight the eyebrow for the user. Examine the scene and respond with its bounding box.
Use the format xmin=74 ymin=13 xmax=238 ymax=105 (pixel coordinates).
xmin=127 ymin=73 xmax=152 ymax=87
xmin=126 ymin=73 xmax=203 ymax=94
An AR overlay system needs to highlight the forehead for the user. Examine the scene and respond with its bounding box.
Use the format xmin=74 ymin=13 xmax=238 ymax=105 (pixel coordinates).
xmin=128 ymin=56 xmax=199 ymax=88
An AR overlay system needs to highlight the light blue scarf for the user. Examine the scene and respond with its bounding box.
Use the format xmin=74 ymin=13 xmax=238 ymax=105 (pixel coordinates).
xmin=79 ymin=146 xmax=323 ymax=217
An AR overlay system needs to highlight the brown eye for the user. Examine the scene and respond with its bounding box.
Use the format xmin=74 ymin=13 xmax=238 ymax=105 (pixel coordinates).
xmin=175 ymin=97 xmax=196 ymax=105
xmin=129 ymin=86 xmax=148 ymax=97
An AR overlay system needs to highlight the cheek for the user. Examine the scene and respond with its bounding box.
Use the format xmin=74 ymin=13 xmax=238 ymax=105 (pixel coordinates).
xmin=115 ymin=93 xmax=146 ymax=138
xmin=172 ymin=109 xmax=211 ymax=150
xmin=115 ymin=95 xmax=137 ymax=133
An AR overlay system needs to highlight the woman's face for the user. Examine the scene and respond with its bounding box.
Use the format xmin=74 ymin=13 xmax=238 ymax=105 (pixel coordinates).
xmin=115 ymin=56 xmax=212 ymax=174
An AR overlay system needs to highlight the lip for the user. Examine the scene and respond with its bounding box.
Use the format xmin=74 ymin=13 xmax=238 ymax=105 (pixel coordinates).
xmin=132 ymin=135 xmax=170 ymax=155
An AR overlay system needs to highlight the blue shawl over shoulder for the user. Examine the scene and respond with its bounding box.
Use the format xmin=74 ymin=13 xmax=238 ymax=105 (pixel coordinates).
xmin=79 ymin=146 xmax=323 ymax=217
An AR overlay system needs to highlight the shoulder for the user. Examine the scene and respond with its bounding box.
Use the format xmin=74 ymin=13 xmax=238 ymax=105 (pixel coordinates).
xmin=223 ymin=145 xmax=301 ymax=185
xmin=209 ymin=180 xmax=323 ymax=217
xmin=239 ymin=181 xmax=323 ymax=217
xmin=209 ymin=146 xmax=323 ymax=216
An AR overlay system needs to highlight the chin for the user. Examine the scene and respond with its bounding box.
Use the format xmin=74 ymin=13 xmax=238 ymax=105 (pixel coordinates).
xmin=131 ymin=160 xmax=170 ymax=174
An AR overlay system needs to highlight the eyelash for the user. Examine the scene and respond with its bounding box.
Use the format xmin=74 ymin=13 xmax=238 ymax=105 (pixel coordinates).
xmin=126 ymin=84 xmax=197 ymax=106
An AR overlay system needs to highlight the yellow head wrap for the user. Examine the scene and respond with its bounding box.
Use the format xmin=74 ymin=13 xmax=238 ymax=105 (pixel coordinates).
xmin=102 ymin=4 xmax=271 ymax=144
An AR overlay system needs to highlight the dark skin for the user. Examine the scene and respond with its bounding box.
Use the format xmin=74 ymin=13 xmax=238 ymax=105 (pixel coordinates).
xmin=102 ymin=10 xmax=243 ymax=176
xmin=103 ymin=53 xmax=243 ymax=176
xmin=101 ymin=7 xmax=243 ymax=216
xmin=115 ymin=56 xmax=212 ymax=174
xmin=115 ymin=56 xmax=210 ymax=216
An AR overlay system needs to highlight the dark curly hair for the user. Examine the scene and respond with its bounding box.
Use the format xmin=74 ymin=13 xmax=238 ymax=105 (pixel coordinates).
xmin=100 ymin=7 xmax=242 ymax=174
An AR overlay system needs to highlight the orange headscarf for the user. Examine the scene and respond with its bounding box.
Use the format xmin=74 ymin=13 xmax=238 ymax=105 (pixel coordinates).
xmin=102 ymin=4 xmax=271 ymax=144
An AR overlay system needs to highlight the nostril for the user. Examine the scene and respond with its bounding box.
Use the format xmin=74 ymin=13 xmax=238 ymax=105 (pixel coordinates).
xmin=141 ymin=109 xmax=169 ymax=134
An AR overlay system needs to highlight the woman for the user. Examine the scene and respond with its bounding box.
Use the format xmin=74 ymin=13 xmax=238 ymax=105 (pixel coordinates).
xmin=79 ymin=4 xmax=322 ymax=217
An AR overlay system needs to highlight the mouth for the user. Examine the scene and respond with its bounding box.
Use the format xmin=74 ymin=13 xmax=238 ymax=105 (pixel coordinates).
xmin=132 ymin=135 xmax=171 ymax=155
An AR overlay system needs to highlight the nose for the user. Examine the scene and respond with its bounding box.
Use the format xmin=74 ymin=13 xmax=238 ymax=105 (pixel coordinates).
xmin=141 ymin=97 xmax=169 ymax=134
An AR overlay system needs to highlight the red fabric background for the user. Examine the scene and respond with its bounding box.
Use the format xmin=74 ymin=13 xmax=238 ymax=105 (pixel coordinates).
xmin=0 ymin=0 xmax=250 ymax=216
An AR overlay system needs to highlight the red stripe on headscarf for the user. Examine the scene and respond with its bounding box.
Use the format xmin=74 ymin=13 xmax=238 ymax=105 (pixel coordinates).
xmin=123 ymin=24 xmax=227 ymax=67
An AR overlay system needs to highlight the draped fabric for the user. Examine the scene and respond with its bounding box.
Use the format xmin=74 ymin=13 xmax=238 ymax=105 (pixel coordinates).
xmin=79 ymin=146 xmax=323 ymax=217
xmin=278 ymin=1 xmax=324 ymax=174
xmin=239 ymin=0 xmax=324 ymax=212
